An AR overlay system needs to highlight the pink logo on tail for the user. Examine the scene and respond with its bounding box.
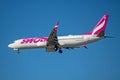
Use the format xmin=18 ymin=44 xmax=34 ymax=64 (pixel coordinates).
xmin=86 ymin=15 xmax=109 ymax=35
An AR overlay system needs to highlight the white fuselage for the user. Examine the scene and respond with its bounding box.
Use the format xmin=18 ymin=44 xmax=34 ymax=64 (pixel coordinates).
xmin=8 ymin=35 xmax=103 ymax=50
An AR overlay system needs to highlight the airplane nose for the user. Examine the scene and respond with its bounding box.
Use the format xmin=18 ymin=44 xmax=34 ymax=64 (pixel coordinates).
xmin=8 ymin=44 xmax=13 ymax=48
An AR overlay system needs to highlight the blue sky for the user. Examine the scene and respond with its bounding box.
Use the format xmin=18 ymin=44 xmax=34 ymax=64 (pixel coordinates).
xmin=0 ymin=0 xmax=120 ymax=80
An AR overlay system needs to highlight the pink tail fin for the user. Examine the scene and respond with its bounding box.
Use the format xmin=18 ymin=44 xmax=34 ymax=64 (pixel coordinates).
xmin=87 ymin=15 xmax=109 ymax=37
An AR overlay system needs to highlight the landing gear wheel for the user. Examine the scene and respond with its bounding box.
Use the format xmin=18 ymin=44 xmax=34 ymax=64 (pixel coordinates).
xmin=16 ymin=49 xmax=20 ymax=54
xmin=55 ymin=45 xmax=58 ymax=51
xmin=59 ymin=49 xmax=63 ymax=53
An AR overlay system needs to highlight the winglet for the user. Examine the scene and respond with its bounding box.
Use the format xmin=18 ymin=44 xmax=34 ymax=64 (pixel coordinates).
xmin=54 ymin=21 xmax=59 ymax=31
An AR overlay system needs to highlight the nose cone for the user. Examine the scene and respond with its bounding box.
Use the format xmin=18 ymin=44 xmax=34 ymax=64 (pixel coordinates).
xmin=8 ymin=44 xmax=14 ymax=48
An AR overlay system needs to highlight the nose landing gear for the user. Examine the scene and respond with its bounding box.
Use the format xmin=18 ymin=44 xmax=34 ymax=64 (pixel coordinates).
xmin=17 ymin=49 xmax=20 ymax=54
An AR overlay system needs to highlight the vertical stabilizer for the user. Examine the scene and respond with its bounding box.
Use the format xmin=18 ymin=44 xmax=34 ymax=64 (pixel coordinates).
xmin=87 ymin=15 xmax=109 ymax=37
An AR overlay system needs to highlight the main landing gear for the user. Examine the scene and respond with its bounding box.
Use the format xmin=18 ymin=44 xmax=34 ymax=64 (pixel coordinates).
xmin=55 ymin=45 xmax=63 ymax=53
xmin=58 ymin=49 xmax=63 ymax=53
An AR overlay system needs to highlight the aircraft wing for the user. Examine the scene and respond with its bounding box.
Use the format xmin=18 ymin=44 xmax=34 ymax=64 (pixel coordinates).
xmin=46 ymin=22 xmax=59 ymax=52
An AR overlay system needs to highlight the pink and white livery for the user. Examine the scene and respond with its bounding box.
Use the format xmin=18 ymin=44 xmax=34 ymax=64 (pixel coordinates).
xmin=8 ymin=15 xmax=109 ymax=53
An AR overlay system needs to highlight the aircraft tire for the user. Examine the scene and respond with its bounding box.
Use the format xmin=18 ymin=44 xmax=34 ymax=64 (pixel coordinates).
xmin=59 ymin=49 xmax=63 ymax=53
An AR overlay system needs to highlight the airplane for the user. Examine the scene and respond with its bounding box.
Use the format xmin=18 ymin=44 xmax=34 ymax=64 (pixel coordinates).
xmin=8 ymin=14 xmax=109 ymax=53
